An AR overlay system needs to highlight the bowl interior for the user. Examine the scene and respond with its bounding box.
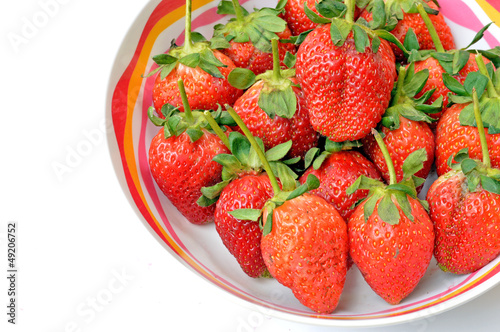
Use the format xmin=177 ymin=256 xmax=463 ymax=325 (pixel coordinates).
xmin=107 ymin=0 xmax=500 ymax=327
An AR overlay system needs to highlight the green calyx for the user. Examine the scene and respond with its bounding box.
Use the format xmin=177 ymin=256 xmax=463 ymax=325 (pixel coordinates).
xmin=144 ymin=0 xmax=228 ymax=80
xmin=148 ymin=79 xmax=224 ymax=142
xmin=228 ymin=39 xmax=298 ymax=119
xmin=304 ymin=0 xmax=410 ymax=56
xmin=381 ymin=63 xmax=440 ymax=129
xmin=218 ymin=106 xmax=321 ymax=236
xmin=346 ymin=129 xmax=429 ymax=225
xmin=447 ymin=89 xmax=500 ymax=195
xmin=444 ymin=54 xmax=500 ymax=134
xmin=212 ymin=0 xmax=287 ymax=53
xmin=304 ymin=139 xmax=363 ymax=171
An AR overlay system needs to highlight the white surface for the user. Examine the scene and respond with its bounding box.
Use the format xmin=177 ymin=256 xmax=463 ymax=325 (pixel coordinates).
xmin=1 ymin=1 xmax=500 ymax=332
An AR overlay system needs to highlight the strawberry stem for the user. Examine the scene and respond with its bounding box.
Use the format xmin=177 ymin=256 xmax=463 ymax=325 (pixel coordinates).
xmin=177 ymin=79 xmax=194 ymax=123
xmin=271 ymin=38 xmax=282 ymax=81
xmin=202 ymin=111 xmax=231 ymax=149
xmin=416 ymin=3 xmax=444 ymax=53
xmin=226 ymin=106 xmax=282 ymax=195
xmin=472 ymin=88 xmax=491 ymax=168
xmin=372 ymin=129 xmax=397 ymax=185
xmin=391 ymin=67 xmax=407 ymax=107
xmin=475 ymin=53 xmax=499 ymax=99
xmin=183 ymin=0 xmax=193 ymax=53
xmin=345 ymin=0 xmax=355 ymax=24
xmin=231 ymin=0 xmax=245 ymax=22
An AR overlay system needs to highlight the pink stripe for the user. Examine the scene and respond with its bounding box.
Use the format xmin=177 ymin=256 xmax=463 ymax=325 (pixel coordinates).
xmin=439 ymin=0 xmax=500 ymax=48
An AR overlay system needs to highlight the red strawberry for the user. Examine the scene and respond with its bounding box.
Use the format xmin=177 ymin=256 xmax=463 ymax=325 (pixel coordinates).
xmin=283 ymin=0 xmax=364 ymax=36
xmin=148 ymin=80 xmax=230 ymax=225
xmin=225 ymin=107 xmax=348 ymax=314
xmin=148 ymin=0 xmax=242 ymax=114
xmin=214 ymin=174 xmax=275 ymax=277
xmin=348 ymin=130 xmax=434 ymax=305
xmin=230 ymin=39 xmax=319 ymax=159
xmin=261 ymin=192 xmax=348 ymax=314
xmin=359 ymin=0 xmax=455 ymax=62
xmin=299 ymin=145 xmax=383 ymax=220
xmin=213 ymin=1 xmax=296 ymax=75
xmin=295 ymin=2 xmax=396 ymax=142
xmin=427 ymin=89 xmax=500 ymax=274
xmin=434 ymin=56 xmax=500 ymax=176
xmin=362 ymin=64 xmax=437 ymax=189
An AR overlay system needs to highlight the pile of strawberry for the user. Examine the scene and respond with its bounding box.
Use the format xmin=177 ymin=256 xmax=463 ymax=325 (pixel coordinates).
xmin=144 ymin=0 xmax=500 ymax=314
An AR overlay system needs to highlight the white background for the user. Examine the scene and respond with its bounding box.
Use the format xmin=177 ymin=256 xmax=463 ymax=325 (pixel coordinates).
xmin=1 ymin=0 xmax=500 ymax=331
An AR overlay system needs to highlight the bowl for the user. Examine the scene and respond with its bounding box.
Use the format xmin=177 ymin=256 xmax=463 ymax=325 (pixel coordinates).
xmin=106 ymin=0 xmax=500 ymax=327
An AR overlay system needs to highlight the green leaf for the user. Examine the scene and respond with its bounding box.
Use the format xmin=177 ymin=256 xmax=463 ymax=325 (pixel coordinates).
xmin=200 ymin=49 xmax=225 ymax=67
xmin=377 ymin=194 xmax=400 ymax=225
xmin=461 ymin=158 xmax=478 ymax=174
xmin=196 ymin=194 xmax=218 ymax=207
xmin=212 ymin=153 xmax=243 ymax=171
xmin=229 ymin=208 xmax=262 ymax=221
xmin=228 ymin=68 xmax=256 ymax=90
xmin=148 ymin=106 xmax=167 ymax=127
xmin=266 ymin=141 xmax=293 ymax=161
xmin=286 ymin=174 xmax=320 ymax=201
xmin=393 ymin=190 xmax=414 ymax=221
xmin=464 ymin=22 xmax=493 ymax=50
xmin=200 ymin=180 xmax=231 ymax=200
xmin=315 ymin=0 xmax=346 ymax=18
xmin=304 ymin=2 xmax=331 ymax=24
xmin=363 ymin=192 xmax=382 ymax=222
xmin=186 ymin=128 xmax=204 ymax=142
xmin=481 ymin=175 xmax=500 ymax=195
xmin=179 ymin=53 xmax=201 ymax=68
xmin=402 ymin=148 xmax=427 ymax=180
xmin=210 ymin=35 xmax=231 ymax=49
xmin=216 ymin=0 xmax=249 ymax=16
xmin=458 ymin=104 xmax=475 ymax=126
xmin=262 ymin=211 xmax=273 ymax=236
xmin=369 ymin=0 xmax=386 ymax=30
xmin=353 ymin=25 xmax=370 ymax=53
xmin=371 ymin=35 xmax=381 ymax=53
xmin=374 ymin=29 xmax=409 ymax=56
xmin=330 ymin=19 xmax=352 ymax=46
xmin=386 ymin=183 xmax=417 ymax=199
xmin=153 ymin=53 xmax=178 ymax=65
xmin=481 ymin=99 xmax=500 ymax=134
xmin=442 ymin=72 xmax=468 ymax=96
xmin=190 ymin=32 xmax=207 ymax=43
xmin=229 ymin=132 xmax=251 ymax=165
xmin=283 ymin=51 xmax=296 ymax=69
xmin=258 ymin=86 xmax=297 ymax=119
xmin=346 ymin=175 xmax=385 ymax=195
xmin=404 ymin=69 xmax=429 ymax=97
xmin=467 ymin=172 xmax=481 ymax=192
xmin=463 ymin=71 xmax=489 ymax=99
xmin=452 ymin=50 xmax=472 ymax=75
xmin=274 ymin=162 xmax=298 ymax=191
xmin=198 ymin=61 xmax=224 ymax=78
xmin=403 ymin=28 xmax=419 ymax=52
xmin=160 ymin=62 xmax=178 ymax=80
xmin=304 ymin=147 xmax=320 ymax=169
xmin=313 ymin=152 xmax=330 ymax=170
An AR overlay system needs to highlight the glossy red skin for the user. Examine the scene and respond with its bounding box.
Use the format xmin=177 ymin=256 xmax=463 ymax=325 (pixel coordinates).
xmin=261 ymin=193 xmax=348 ymax=314
xmin=221 ymin=27 xmax=297 ymax=76
xmin=427 ymin=170 xmax=500 ymax=274
xmin=435 ymin=103 xmax=500 ymax=176
xmin=283 ymin=0 xmax=362 ymax=36
xmin=299 ymin=150 xmax=383 ymax=220
xmin=362 ymin=117 xmax=435 ymax=189
xmin=152 ymin=50 xmax=243 ymax=114
xmin=414 ymin=54 xmax=482 ymax=122
xmin=148 ymin=128 xmax=229 ymax=225
xmin=348 ymin=196 xmax=434 ymax=305
xmin=214 ymin=174 xmax=274 ymax=278
xmin=232 ymin=80 xmax=319 ymax=159
xmin=359 ymin=1 xmax=455 ymax=62
xmin=296 ymin=26 xmax=396 ymax=142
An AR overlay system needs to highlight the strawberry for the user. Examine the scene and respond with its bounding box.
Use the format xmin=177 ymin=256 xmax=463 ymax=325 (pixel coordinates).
xmin=148 ymin=80 xmax=230 ymax=225
xmin=229 ymin=39 xmax=319 ymax=159
xmin=215 ymin=173 xmax=275 ymax=278
xmin=427 ymin=89 xmax=500 ymax=274
xmin=147 ymin=0 xmax=242 ymax=114
xmin=299 ymin=141 xmax=383 ymax=220
xmin=362 ymin=64 xmax=438 ymax=189
xmin=282 ymin=0 xmax=366 ymax=36
xmin=225 ymin=107 xmax=348 ymax=314
xmin=212 ymin=0 xmax=296 ymax=75
xmin=434 ymin=55 xmax=500 ymax=176
xmin=347 ymin=130 xmax=434 ymax=305
xmin=359 ymin=0 xmax=455 ymax=62
xmin=199 ymin=114 xmax=299 ymax=278
xmin=295 ymin=0 xmax=397 ymax=142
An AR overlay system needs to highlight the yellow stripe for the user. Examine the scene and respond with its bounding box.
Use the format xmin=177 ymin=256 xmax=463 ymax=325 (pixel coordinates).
xmin=475 ymin=0 xmax=500 ymax=27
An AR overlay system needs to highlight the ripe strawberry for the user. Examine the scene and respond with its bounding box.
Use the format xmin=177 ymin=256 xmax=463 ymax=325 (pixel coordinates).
xmin=147 ymin=0 xmax=242 ymax=114
xmin=427 ymin=89 xmax=500 ymax=274
xmin=295 ymin=1 xmax=396 ymax=142
xmin=299 ymin=142 xmax=383 ymax=220
xmin=214 ymin=174 xmax=275 ymax=278
xmin=362 ymin=64 xmax=437 ymax=189
xmin=230 ymin=39 xmax=319 ymax=159
xmin=434 ymin=56 xmax=500 ymax=176
xmin=148 ymin=80 xmax=230 ymax=225
xmin=225 ymin=107 xmax=348 ymax=314
xmin=283 ymin=0 xmax=365 ymax=36
xmin=347 ymin=130 xmax=434 ymax=305
xmin=212 ymin=1 xmax=296 ymax=75
xmin=359 ymin=0 xmax=455 ymax=62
